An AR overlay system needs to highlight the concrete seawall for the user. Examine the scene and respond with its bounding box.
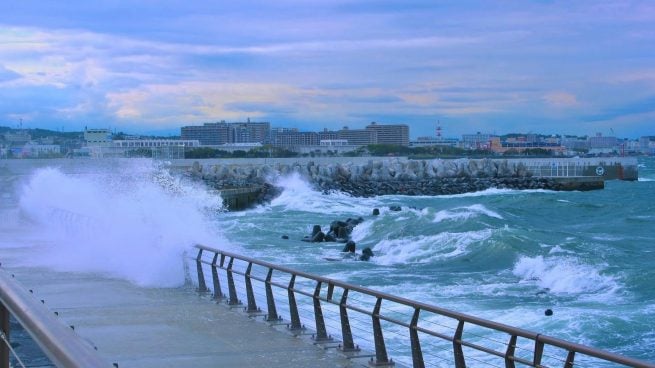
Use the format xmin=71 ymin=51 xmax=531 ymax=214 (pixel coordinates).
xmin=179 ymin=157 xmax=637 ymax=206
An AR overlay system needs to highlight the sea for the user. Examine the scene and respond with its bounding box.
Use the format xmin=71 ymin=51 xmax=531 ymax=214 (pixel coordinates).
xmin=0 ymin=157 xmax=653 ymax=365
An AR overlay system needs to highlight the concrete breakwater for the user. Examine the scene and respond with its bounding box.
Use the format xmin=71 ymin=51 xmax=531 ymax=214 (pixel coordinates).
xmin=183 ymin=157 xmax=637 ymax=202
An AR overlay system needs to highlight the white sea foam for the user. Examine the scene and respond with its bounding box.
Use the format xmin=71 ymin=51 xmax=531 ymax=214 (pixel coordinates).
xmin=268 ymin=172 xmax=380 ymax=214
xmin=433 ymin=204 xmax=503 ymax=223
xmin=512 ymin=255 xmax=619 ymax=296
xmin=372 ymin=229 xmax=495 ymax=265
xmin=435 ymin=187 xmax=553 ymax=199
xmin=16 ymin=162 xmax=227 ymax=287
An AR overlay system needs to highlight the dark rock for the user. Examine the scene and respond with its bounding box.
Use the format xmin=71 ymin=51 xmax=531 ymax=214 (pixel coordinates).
xmin=359 ymin=247 xmax=374 ymax=261
xmin=389 ymin=205 xmax=401 ymax=212
xmin=342 ymin=241 xmax=356 ymax=253
xmin=281 ymin=235 xmax=289 ymax=240
xmin=545 ymin=309 xmax=553 ymax=316
xmin=311 ymin=231 xmax=325 ymax=243
xmin=312 ymin=225 xmax=322 ymax=237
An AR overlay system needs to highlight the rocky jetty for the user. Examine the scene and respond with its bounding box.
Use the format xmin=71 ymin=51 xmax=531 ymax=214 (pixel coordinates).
xmin=188 ymin=157 xmax=602 ymax=199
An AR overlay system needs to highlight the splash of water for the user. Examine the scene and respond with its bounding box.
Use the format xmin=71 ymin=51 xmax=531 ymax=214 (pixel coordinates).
xmin=17 ymin=161 xmax=227 ymax=287
xmin=433 ymin=204 xmax=503 ymax=223
xmin=512 ymin=255 xmax=619 ymax=296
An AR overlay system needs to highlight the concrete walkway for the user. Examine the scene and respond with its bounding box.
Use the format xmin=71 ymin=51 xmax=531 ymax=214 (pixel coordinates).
xmin=0 ymin=247 xmax=356 ymax=368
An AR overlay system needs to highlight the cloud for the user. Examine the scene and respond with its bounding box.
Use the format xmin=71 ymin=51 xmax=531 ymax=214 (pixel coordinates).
xmin=543 ymin=92 xmax=579 ymax=107
xmin=0 ymin=1 xmax=654 ymax=137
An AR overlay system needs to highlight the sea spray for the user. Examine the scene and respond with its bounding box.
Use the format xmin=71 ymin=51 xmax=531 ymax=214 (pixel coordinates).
xmin=512 ymin=255 xmax=619 ymax=296
xmin=17 ymin=161 xmax=227 ymax=287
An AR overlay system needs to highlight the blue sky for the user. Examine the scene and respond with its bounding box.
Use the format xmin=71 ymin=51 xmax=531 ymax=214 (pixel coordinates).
xmin=0 ymin=1 xmax=653 ymax=138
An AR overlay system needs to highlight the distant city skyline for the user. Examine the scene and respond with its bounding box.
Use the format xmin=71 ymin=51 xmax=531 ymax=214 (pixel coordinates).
xmin=1 ymin=1 xmax=654 ymax=138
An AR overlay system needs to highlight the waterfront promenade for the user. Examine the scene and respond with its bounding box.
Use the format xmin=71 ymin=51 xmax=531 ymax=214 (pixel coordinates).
xmin=0 ymin=246 xmax=353 ymax=368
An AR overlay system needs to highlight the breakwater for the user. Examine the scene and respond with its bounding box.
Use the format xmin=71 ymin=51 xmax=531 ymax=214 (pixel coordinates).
xmin=181 ymin=157 xmax=637 ymax=205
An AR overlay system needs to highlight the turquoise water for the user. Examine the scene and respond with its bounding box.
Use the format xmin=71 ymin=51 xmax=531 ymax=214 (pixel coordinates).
xmin=220 ymin=157 xmax=655 ymax=362
xmin=1 ymin=157 xmax=653 ymax=365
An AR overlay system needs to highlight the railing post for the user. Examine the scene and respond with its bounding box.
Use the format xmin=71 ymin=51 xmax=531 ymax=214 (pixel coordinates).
xmin=533 ymin=336 xmax=544 ymax=367
xmin=287 ymin=275 xmax=303 ymax=331
xmin=371 ymin=297 xmax=393 ymax=366
xmin=453 ymin=320 xmax=465 ymax=368
xmin=505 ymin=335 xmax=517 ymax=368
xmin=211 ymin=253 xmax=223 ymax=300
xmin=244 ymin=263 xmax=259 ymax=314
xmin=312 ymin=281 xmax=331 ymax=342
xmin=338 ymin=289 xmax=358 ymax=352
xmin=0 ymin=304 xmax=9 ymax=368
xmin=409 ymin=308 xmax=424 ymax=368
xmin=564 ymin=350 xmax=575 ymax=368
xmin=195 ymin=249 xmax=209 ymax=293
xmin=264 ymin=268 xmax=280 ymax=322
xmin=226 ymin=257 xmax=240 ymax=306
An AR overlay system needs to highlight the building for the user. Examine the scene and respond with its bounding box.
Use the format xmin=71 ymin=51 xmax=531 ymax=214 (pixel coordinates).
xmin=365 ymin=122 xmax=409 ymax=146
xmin=318 ymin=129 xmax=338 ymax=141
xmin=112 ymin=139 xmax=200 ymax=149
xmin=4 ymin=130 xmax=31 ymax=145
xmin=181 ymin=122 xmax=230 ymax=145
xmin=22 ymin=142 xmax=62 ymax=157
xmin=461 ymin=133 xmax=496 ymax=149
xmin=489 ymin=137 xmax=564 ymax=155
xmin=320 ymin=139 xmax=348 ymax=147
xmin=271 ymin=130 xmax=319 ymax=147
xmin=588 ymin=133 xmax=618 ymax=149
xmin=337 ymin=126 xmax=377 ymax=146
xmin=410 ymin=136 xmax=459 ymax=148
xmin=181 ymin=120 xmax=270 ymax=145
xmin=229 ymin=120 xmax=270 ymax=144
xmin=561 ymin=137 xmax=589 ymax=151
xmin=84 ymin=128 xmax=112 ymax=147
xmin=639 ymin=136 xmax=655 ymax=155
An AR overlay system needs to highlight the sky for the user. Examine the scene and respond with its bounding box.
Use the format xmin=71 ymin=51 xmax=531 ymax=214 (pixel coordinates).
xmin=0 ymin=1 xmax=654 ymax=139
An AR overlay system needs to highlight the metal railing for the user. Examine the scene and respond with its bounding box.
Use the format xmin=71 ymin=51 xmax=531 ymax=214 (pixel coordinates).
xmin=0 ymin=269 xmax=112 ymax=368
xmin=194 ymin=244 xmax=655 ymax=368
xmin=525 ymin=162 xmax=585 ymax=177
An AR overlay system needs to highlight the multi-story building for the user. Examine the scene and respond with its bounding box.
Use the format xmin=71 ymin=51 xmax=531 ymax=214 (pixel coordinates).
xmin=229 ymin=120 xmax=270 ymax=144
xmin=337 ymin=126 xmax=377 ymax=146
xmin=112 ymin=139 xmax=200 ymax=149
xmin=272 ymin=130 xmax=319 ymax=147
xmin=84 ymin=128 xmax=112 ymax=147
xmin=560 ymin=137 xmax=589 ymax=151
xmin=410 ymin=136 xmax=459 ymax=147
xmin=365 ymin=122 xmax=409 ymax=146
xmin=588 ymin=133 xmax=618 ymax=149
xmin=489 ymin=137 xmax=564 ymax=155
xmin=461 ymin=133 xmax=496 ymax=149
xmin=639 ymin=136 xmax=655 ymax=155
xmin=181 ymin=122 xmax=230 ymax=145
xmin=22 ymin=142 xmax=62 ymax=157
xmin=317 ymin=129 xmax=338 ymax=141
xmin=181 ymin=120 xmax=270 ymax=145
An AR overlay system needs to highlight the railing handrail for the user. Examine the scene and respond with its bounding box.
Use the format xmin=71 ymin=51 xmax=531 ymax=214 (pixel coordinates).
xmin=0 ymin=269 xmax=112 ymax=368
xmin=195 ymin=244 xmax=655 ymax=368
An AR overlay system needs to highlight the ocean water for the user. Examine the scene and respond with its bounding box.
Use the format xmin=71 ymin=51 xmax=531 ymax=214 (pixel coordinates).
xmin=0 ymin=157 xmax=653 ymax=364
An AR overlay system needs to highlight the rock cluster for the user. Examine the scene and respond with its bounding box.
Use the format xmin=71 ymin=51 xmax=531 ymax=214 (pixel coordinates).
xmin=298 ymin=217 xmax=374 ymax=261
xmin=302 ymin=217 xmax=364 ymax=243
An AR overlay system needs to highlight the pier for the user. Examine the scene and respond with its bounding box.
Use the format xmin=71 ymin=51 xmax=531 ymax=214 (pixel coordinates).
xmin=1 ymin=243 xmax=653 ymax=368
xmin=0 ymin=246 xmax=351 ymax=368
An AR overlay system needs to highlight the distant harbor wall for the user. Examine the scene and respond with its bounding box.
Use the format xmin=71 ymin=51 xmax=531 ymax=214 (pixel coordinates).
xmin=181 ymin=157 xmax=638 ymax=200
